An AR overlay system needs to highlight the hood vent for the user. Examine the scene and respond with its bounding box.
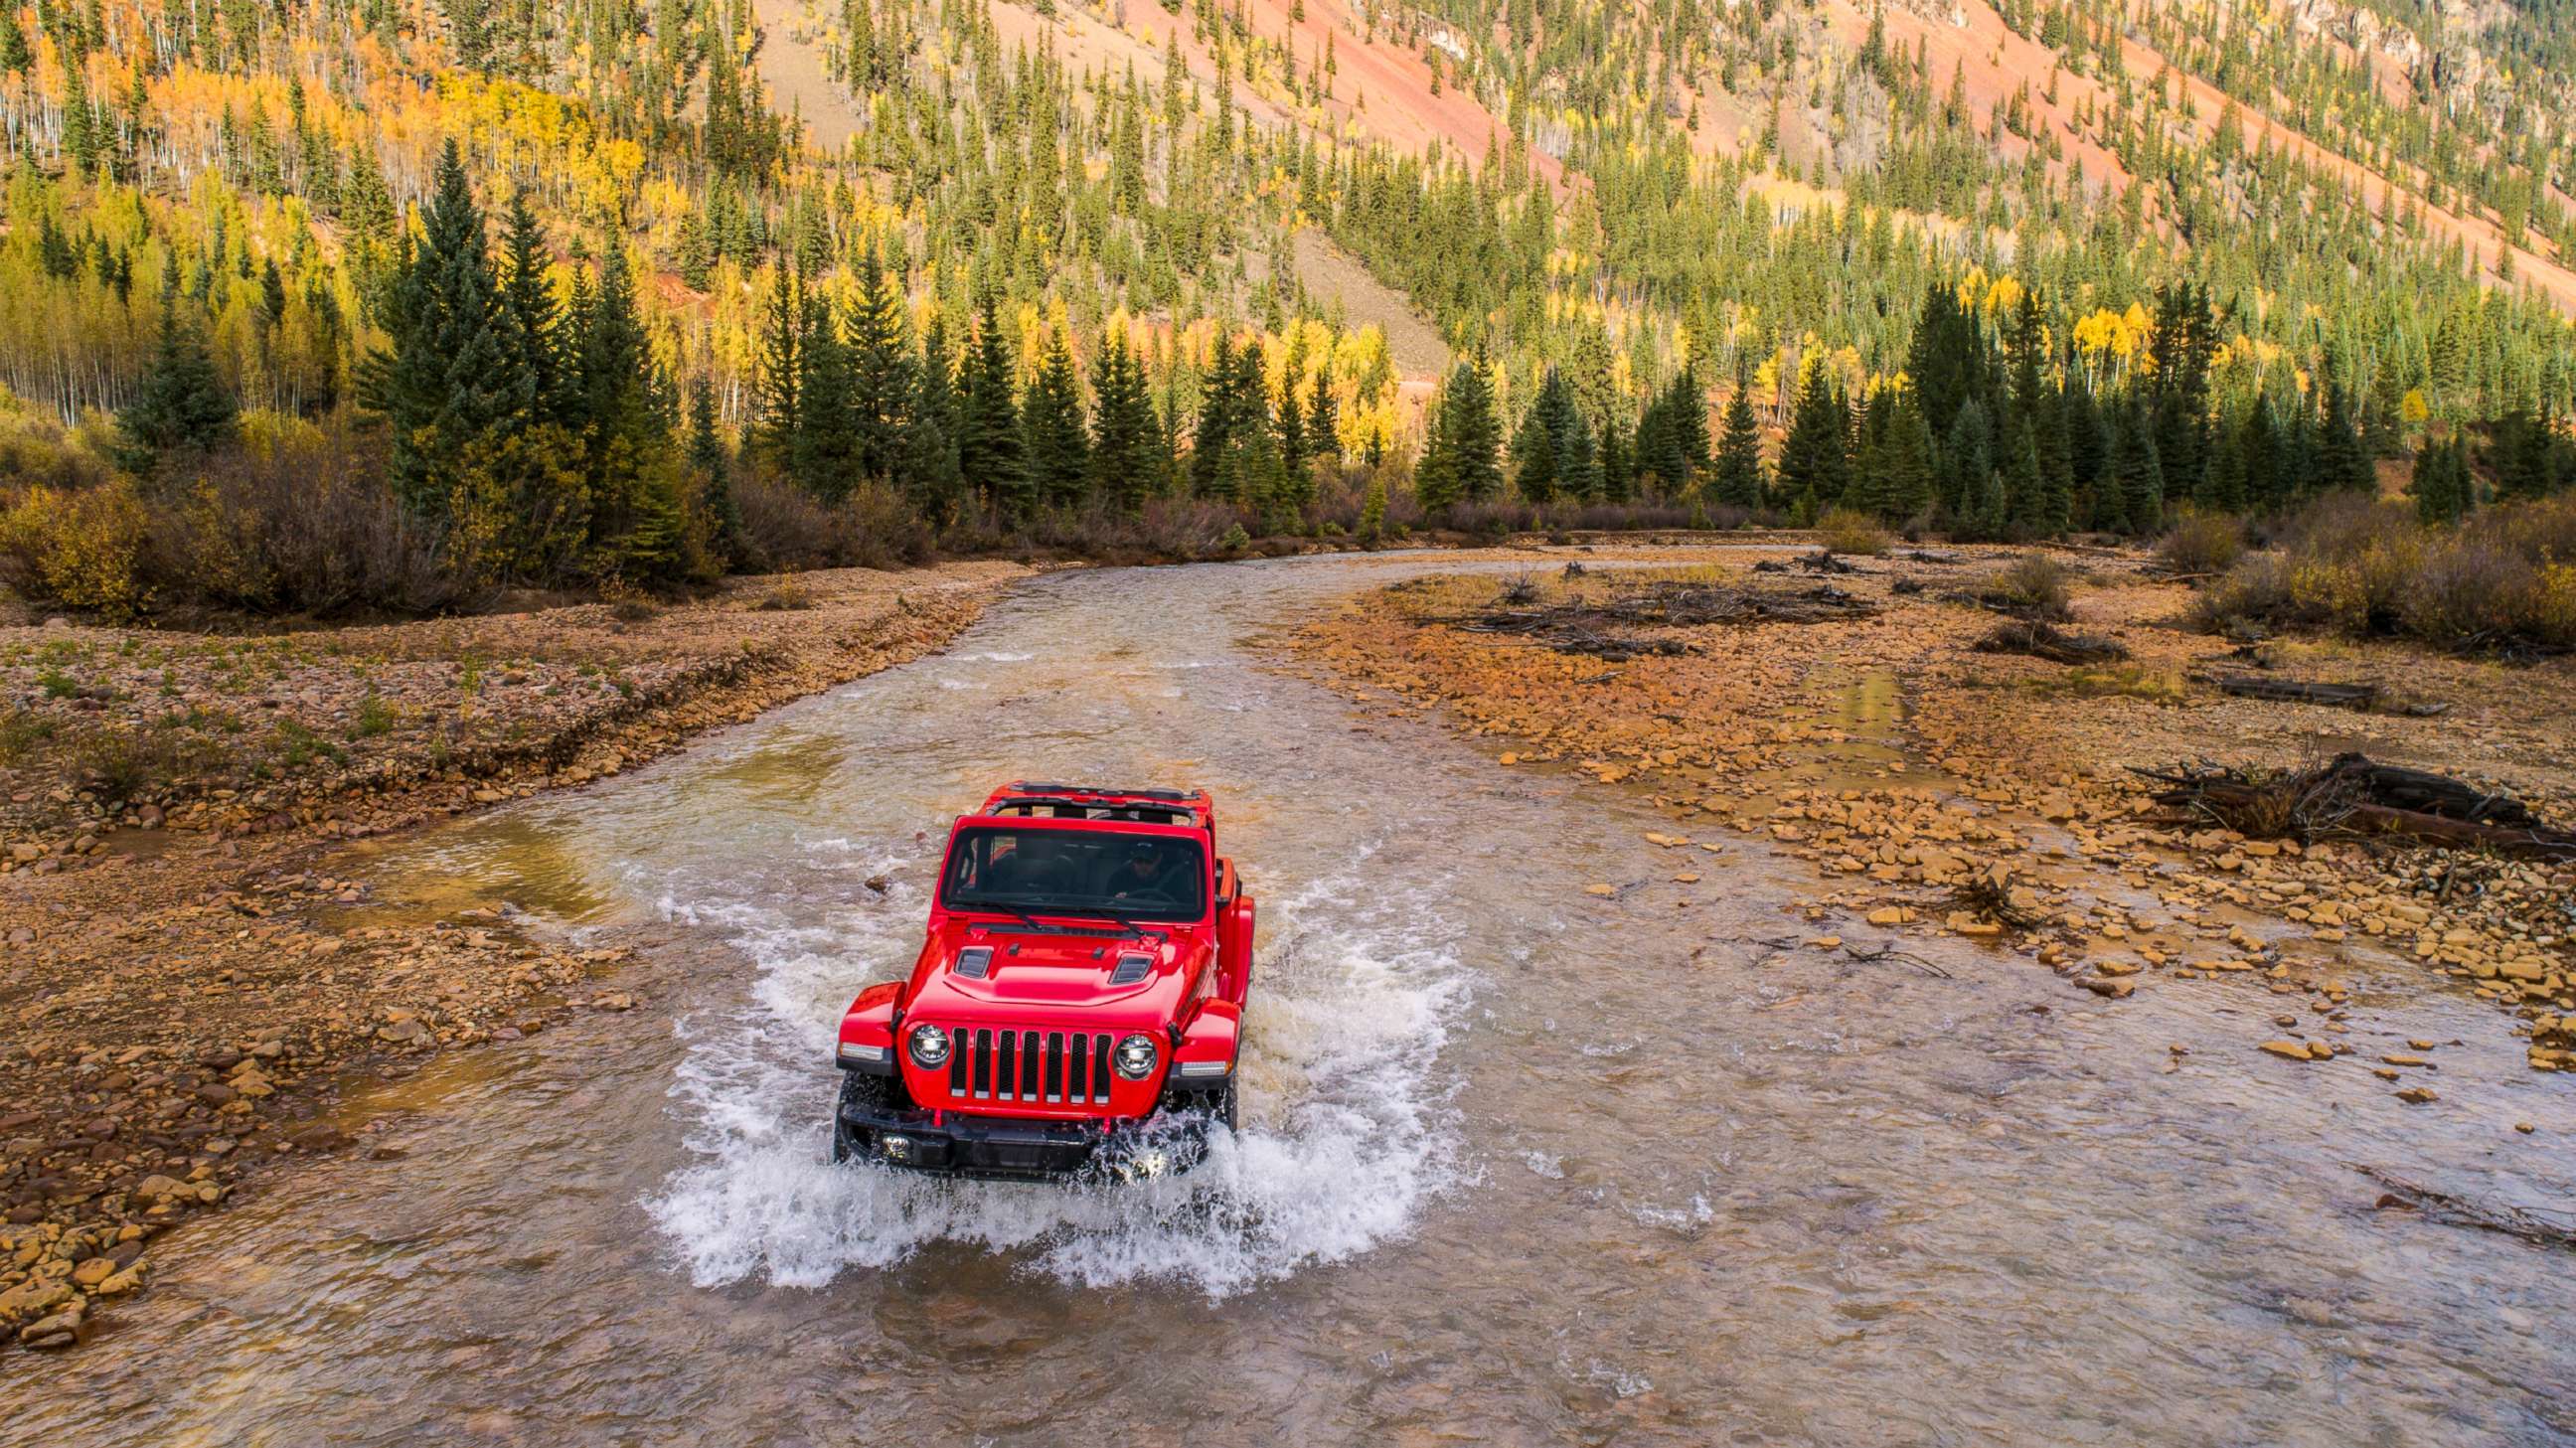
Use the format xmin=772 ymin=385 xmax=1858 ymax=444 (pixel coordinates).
xmin=954 ymin=946 xmax=994 ymax=979
xmin=1109 ymin=952 xmax=1153 ymax=985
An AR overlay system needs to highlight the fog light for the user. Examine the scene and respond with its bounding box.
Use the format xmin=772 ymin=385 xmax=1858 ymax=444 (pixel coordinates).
xmin=881 ymin=1135 xmax=913 ymax=1163
xmin=1114 ymin=1033 xmax=1158 ymax=1080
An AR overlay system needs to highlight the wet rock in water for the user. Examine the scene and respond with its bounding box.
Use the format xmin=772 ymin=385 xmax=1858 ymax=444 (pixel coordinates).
xmin=287 ymin=1124 xmax=352 ymax=1153
xmin=2259 ymin=1040 xmax=2323 ymax=1061
xmin=17 ymin=1304 xmax=85 ymax=1350
xmin=0 ymin=1278 xmax=73 ymax=1331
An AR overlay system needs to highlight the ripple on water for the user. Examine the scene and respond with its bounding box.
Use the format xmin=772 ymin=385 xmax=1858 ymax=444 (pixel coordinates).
xmin=642 ymin=839 xmax=1469 ymax=1299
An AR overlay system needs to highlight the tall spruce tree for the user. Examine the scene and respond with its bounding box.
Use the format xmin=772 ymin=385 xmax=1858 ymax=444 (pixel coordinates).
xmin=1710 ymin=375 xmax=1764 ymax=509
xmin=1023 ymin=329 xmax=1090 ymax=509
xmin=371 ymin=139 xmax=509 ymax=521
xmin=1087 ymin=329 xmax=1159 ymax=513
xmin=792 ymin=292 xmax=861 ymax=502
xmin=1777 ymin=364 xmax=1852 ymax=516
xmin=752 ymin=264 xmax=804 ymax=470
xmin=118 ymin=301 xmax=237 ymax=469
xmin=572 ymin=246 xmax=683 ymax=577
xmin=1417 ymin=355 xmax=1501 ymax=511
xmin=957 ymin=293 xmax=1030 ymax=522
xmin=687 ymin=373 xmax=739 ymax=561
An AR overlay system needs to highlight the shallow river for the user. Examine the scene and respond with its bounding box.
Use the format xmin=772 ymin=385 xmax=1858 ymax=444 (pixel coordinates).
xmin=11 ymin=555 xmax=2576 ymax=1446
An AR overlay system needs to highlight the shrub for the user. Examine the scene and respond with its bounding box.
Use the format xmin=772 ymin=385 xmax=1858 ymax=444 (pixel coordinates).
xmin=0 ymin=480 xmax=153 ymax=617
xmin=144 ymin=430 xmax=473 ymax=617
xmin=734 ymin=473 xmax=934 ymax=572
xmin=1972 ymin=553 xmax=2074 ymax=620
xmin=0 ymin=705 xmax=56 ymax=763
xmin=2155 ymin=511 xmax=2245 ymax=575
xmin=1817 ymin=507 xmax=1892 ymax=557
xmin=351 ymin=692 xmax=398 ymax=739
xmin=2396 ymin=543 xmax=2539 ymax=649
xmin=2190 ymin=493 xmax=2576 ymax=653
xmin=751 ymin=578 xmax=816 ymax=611
xmin=2186 ymin=553 xmax=2297 ymax=635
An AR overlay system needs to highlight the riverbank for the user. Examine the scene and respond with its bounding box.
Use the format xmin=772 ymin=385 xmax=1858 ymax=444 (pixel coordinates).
xmin=1293 ymin=546 xmax=2576 ymax=1091
xmin=0 ymin=561 xmax=1026 ymax=1350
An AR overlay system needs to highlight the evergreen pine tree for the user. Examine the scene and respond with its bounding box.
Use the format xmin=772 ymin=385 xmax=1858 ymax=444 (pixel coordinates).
xmin=369 ymin=139 xmax=509 ymax=522
xmin=688 ymin=373 xmax=740 ymax=562
xmin=1023 ymin=329 xmax=1089 ymax=510
xmin=895 ymin=314 xmax=963 ymax=526
xmin=2119 ymin=403 xmax=2168 ymax=534
xmin=1513 ymin=369 xmax=1564 ymax=503
xmin=957 ymin=293 xmax=1030 ymax=521
xmin=2412 ymin=433 xmax=2469 ymax=524
xmin=1191 ymin=335 xmax=1240 ymax=501
xmin=1710 ymin=376 xmax=1764 ymax=510
xmin=846 ymin=249 xmax=912 ymax=482
xmin=1943 ymin=398 xmax=1994 ymax=532
xmin=752 ymin=265 xmax=804 ymax=470
xmin=2002 ymin=417 xmax=2046 ymax=536
xmin=493 ymin=194 xmax=565 ymax=430
xmin=1777 ymin=364 xmax=1851 ymax=516
xmin=1884 ymin=390 xmax=1938 ymax=522
xmin=2316 ymin=377 xmax=2375 ymax=493
xmin=118 ymin=302 xmax=238 ymax=468
xmin=793 ymin=293 xmax=861 ymax=502
xmin=1417 ymin=355 xmax=1501 ymax=511
xmin=573 ymin=246 xmax=683 ymax=578
xmin=1087 ymin=329 xmax=1158 ymax=513
xmin=1306 ymin=375 xmax=1340 ymax=466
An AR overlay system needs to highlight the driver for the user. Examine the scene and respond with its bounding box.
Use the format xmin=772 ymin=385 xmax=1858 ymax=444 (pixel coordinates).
xmin=1109 ymin=839 xmax=1181 ymax=904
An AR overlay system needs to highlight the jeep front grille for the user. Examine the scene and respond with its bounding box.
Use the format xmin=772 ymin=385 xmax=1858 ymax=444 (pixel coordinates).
xmin=946 ymin=1028 xmax=1115 ymax=1105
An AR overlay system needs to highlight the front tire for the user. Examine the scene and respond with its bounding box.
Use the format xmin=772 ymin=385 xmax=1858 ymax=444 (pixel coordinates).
xmin=830 ymin=1070 xmax=895 ymax=1164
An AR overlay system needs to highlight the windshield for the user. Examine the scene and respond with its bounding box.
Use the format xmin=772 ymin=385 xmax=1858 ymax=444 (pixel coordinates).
xmin=940 ymin=827 xmax=1208 ymax=923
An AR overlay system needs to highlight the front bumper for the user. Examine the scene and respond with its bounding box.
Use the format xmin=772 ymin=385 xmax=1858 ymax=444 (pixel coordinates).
xmin=837 ymin=1098 xmax=1212 ymax=1182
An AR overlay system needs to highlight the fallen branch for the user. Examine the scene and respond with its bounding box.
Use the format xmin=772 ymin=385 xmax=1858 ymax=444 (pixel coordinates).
xmin=2197 ymin=671 xmax=2377 ymax=710
xmin=2353 ymin=1165 xmax=2576 ymax=1251
xmin=1839 ymin=942 xmax=1955 ymax=978
xmin=2133 ymin=752 xmax=2576 ymax=859
xmin=1949 ymin=874 xmax=2048 ymax=932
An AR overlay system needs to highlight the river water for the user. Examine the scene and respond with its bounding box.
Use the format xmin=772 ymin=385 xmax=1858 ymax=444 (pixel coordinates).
xmin=10 ymin=555 xmax=2575 ymax=1445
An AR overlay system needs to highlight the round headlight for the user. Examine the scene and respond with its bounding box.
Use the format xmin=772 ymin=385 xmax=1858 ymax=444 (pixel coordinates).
xmin=907 ymin=1023 xmax=950 ymax=1068
xmin=1113 ymin=1033 xmax=1159 ymax=1081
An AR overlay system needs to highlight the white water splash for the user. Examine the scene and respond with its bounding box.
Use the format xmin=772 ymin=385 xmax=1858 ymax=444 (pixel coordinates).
xmin=644 ymin=836 xmax=1468 ymax=1298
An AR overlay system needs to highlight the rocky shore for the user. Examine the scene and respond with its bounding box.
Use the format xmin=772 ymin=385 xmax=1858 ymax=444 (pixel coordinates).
xmin=0 ymin=562 xmax=1025 ymax=1350
xmin=1295 ymin=548 xmax=2576 ymax=1097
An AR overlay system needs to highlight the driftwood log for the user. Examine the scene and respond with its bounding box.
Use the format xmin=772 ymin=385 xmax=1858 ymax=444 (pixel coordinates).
xmin=1974 ymin=620 xmax=2131 ymax=665
xmin=1455 ymin=578 xmax=1881 ymax=660
xmin=2135 ymin=752 xmax=2576 ymax=859
xmin=2192 ymin=670 xmax=2451 ymax=717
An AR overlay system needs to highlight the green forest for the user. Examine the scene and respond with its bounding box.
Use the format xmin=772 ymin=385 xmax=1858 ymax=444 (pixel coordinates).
xmin=0 ymin=0 xmax=2571 ymax=616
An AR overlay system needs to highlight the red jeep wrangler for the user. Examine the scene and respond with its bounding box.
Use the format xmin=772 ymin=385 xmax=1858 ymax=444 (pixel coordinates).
xmin=830 ymin=783 xmax=1255 ymax=1180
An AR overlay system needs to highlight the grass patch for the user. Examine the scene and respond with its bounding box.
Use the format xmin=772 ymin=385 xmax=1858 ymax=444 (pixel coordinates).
xmin=2022 ymin=664 xmax=2188 ymax=705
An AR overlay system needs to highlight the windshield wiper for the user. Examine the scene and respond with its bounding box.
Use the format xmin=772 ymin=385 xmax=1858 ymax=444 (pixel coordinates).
xmin=968 ymin=896 xmax=1174 ymax=939
xmin=953 ymin=898 xmax=1125 ymax=937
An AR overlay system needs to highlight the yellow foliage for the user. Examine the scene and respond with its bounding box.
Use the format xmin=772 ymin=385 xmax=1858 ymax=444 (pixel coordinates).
xmin=0 ymin=481 xmax=152 ymax=617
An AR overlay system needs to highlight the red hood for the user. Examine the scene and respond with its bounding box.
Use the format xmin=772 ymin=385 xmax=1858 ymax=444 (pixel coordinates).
xmin=903 ymin=917 xmax=1209 ymax=1026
